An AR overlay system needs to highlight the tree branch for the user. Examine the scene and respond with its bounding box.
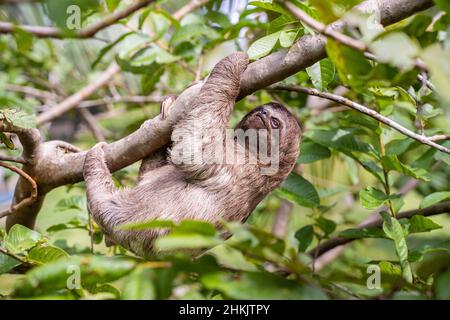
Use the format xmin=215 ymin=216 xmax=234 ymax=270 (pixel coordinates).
xmin=36 ymin=62 xmax=120 ymax=125
xmin=0 ymin=0 xmax=155 ymax=39
xmin=0 ymin=161 xmax=38 ymax=219
xmin=237 ymin=0 xmax=433 ymax=99
xmin=173 ymin=0 xmax=210 ymax=20
xmin=271 ymin=84 xmax=450 ymax=155
xmin=0 ymin=246 xmax=32 ymax=267
xmin=309 ymin=201 xmax=450 ymax=259
xmin=4 ymin=0 xmax=435 ymax=231
xmin=78 ymin=95 xmax=164 ymax=108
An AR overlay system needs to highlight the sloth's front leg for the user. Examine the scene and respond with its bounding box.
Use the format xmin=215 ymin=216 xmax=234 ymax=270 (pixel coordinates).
xmin=137 ymin=95 xmax=177 ymax=182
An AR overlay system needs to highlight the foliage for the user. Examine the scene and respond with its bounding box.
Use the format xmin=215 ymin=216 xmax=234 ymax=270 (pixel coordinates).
xmin=0 ymin=0 xmax=450 ymax=300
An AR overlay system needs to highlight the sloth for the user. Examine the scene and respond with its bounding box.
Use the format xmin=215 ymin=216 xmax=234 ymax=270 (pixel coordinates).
xmin=83 ymin=53 xmax=301 ymax=255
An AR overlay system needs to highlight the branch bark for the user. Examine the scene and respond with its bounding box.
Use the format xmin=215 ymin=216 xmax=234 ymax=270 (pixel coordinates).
xmin=3 ymin=0 xmax=435 ymax=231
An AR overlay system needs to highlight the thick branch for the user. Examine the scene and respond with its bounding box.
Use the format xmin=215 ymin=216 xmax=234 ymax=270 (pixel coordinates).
xmin=0 ymin=120 xmax=41 ymax=160
xmin=4 ymin=0 xmax=434 ymax=231
xmin=0 ymin=161 xmax=37 ymax=218
xmin=0 ymin=0 xmax=155 ymax=39
xmin=309 ymin=201 xmax=450 ymax=258
xmin=272 ymin=84 xmax=450 ymax=155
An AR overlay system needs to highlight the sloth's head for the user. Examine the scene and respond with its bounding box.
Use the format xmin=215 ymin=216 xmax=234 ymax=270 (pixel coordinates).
xmin=235 ymin=102 xmax=302 ymax=177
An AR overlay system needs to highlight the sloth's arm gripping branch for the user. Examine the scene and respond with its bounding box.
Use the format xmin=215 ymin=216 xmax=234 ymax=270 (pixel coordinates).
xmin=170 ymin=53 xmax=249 ymax=180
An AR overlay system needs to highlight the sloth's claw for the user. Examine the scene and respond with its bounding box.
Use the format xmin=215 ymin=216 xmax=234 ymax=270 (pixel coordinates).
xmin=160 ymin=95 xmax=177 ymax=120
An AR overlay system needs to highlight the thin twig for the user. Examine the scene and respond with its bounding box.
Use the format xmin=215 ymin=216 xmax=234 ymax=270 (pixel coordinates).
xmin=271 ymin=84 xmax=450 ymax=155
xmin=285 ymin=2 xmax=366 ymax=52
xmin=5 ymin=84 xmax=58 ymax=102
xmin=78 ymin=108 xmax=106 ymax=142
xmin=172 ymin=0 xmax=209 ymax=20
xmin=0 ymin=0 xmax=155 ymax=38
xmin=272 ymin=200 xmax=293 ymax=238
xmin=0 ymin=161 xmax=38 ymax=218
xmin=309 ymin=201 xmax=450 ymax=258
xmin=79 ymin=95 xmax=164 ymax=108
xmin=0 ymin=246 xmax=32 ymax=267
xmin=37 ymin=62 xmax=120 ymax=125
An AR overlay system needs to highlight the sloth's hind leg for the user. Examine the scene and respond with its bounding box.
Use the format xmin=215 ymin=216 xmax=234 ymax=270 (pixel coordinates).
xmin=83 ymin=142 xmax=117 ymax=218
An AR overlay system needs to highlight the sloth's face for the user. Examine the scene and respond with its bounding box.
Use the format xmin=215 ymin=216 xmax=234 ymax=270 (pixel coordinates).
xmin=236 ymin=102 xmax=301 ymax=142
xmin=235 ymin=102 xmax=302 ymax=170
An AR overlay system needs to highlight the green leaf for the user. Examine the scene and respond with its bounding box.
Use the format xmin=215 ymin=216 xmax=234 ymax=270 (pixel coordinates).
xmin=305 ymin=129 xmax=370 ymax=153
xmin=385 ymin=139 xmax=416 ymax=156
xmin=279 ymin=29 xmax=298 ymax=48
xmin=317 ymin=217 xmax=336 ymax=237
xmin=435 ymin=268 xmax=450 ymax=299
xmin=407 ymin=215 xmax=442 ymax=234
xmin=420 ymin=191 xmax=450 ymax=209
xmin=248 ymin=1 xmax=292 ymax=16
xmin=381 ymin=212 xmax=413 ymax=283
xmin=201 ymin=271 xmax=328 ymax=300
xmin=5 ymin=224 xmax=43 ymax=254
xmin=421 ymin=44 xmax=450 ymax=104
xmin=297 ymin=140 xmax=331 ymax=163
xmin=173 ymin=220 xmax=217 ymax=236
xmin=46 ymin=0 xmax=100 ymax=30
xmin=381 ymin=155 xmax=429 ymax=181
xmin=55 ymin=196 xmax=86 ymax=211
xmin=170 ymin=24 xmax=220 ymax=47
xmin=92 ymin=32 xmax=134 ymax=68
xmin=122 ymin=267 xmax=156 ymax=300
xmin=14 ymin=256 xmax=135 ymax=297
xmin=0 ymin=109 xmax=36 ymax=128
xmin=294 ymin=225 xmax=314 ymax=252
xmin=28 ymin=245 xmax=70 ymax=264
xmin=13 ymin=27 xmax=33 ymax=53
xmin=277 ymin=173 xmax=320 ymax=208
xmin=247 ymin=31 xmax=281 ymax=60
xmin=268 ymin=14 xmax=298 ymax=33
xmin=154 ymin=234 xmax=222 ymax=251
xmin=326 ymin=39 xmax=371 ymax=88
xmin=0 ymin=251 xmax=21 ymax=274
xmin=119 ymin=219 xmax=175 ymax=231
xmin=306 ymin=58 xmax=335 ymax=91
xmin=359 ymin=187 xmax=388 ymax=209
xmin=141 ymin=64 xmax=165 ymax=94
xmin=105 ymin=0 xmax=120 ymax=12
xmin=369 ymin=32 xmax=419 ymax=71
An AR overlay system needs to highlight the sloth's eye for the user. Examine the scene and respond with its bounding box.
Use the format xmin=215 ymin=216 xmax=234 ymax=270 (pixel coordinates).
xmin=270 ymin=117 xmax=280 ymax=129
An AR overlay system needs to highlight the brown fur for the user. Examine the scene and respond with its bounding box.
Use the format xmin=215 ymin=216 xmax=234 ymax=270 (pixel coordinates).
xmin=83 ymin=53 xmax=301 ymax=256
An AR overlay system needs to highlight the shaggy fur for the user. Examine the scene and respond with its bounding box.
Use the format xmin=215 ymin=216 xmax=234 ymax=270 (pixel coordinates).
xmin=83 ymin=53 xmax=301 ymax=255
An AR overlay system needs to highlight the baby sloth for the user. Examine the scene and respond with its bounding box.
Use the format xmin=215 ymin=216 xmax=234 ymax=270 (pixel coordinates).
xmin=83 ymin=53 xmax=301 ymax=255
